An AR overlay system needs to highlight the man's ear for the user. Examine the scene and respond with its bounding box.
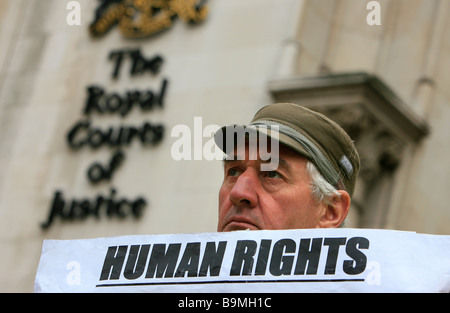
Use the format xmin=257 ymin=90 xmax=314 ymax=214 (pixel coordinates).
xmin=317 ymin=190 xmax=351 ymax=228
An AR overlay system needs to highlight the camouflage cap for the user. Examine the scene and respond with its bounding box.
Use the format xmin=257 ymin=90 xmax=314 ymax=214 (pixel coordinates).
xmin=214 ymin=103 xmax=360 ymax=197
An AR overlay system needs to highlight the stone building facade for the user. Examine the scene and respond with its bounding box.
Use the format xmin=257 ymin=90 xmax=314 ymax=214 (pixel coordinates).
xmin=0 ymin=0 xmax=448 ymax=292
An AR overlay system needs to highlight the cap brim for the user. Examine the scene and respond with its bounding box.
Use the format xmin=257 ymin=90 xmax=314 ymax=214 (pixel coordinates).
xmin=214 ymin=124 xmax=312 ymax=161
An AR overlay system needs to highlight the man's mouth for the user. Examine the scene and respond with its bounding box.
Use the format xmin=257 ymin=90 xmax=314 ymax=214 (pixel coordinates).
xmin=223 ymin=218 xmax=260 ymax=232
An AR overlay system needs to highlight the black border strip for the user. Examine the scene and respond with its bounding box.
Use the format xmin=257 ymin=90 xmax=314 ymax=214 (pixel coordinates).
xmin=96 ymin=278 xmax=365 ymax=288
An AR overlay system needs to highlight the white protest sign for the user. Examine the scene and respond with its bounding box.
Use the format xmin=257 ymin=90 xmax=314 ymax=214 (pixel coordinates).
xmin=34 ymin=228 xmax=450 ymax=293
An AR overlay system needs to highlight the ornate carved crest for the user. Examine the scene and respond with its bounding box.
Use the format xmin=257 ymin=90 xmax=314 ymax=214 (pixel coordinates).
xmin=90 ymin=0 xmax=209 ymax=39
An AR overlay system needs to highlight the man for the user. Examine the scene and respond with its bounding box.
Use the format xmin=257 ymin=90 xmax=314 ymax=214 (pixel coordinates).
xmin=214 ymin=103 xmax=360 ymax=232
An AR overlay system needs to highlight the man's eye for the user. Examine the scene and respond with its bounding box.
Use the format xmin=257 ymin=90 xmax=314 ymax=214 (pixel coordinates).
xmin=266 ymin=171 xmax=282 ymax=179
xmin=228 ymin=168 xmax=242 ymax=177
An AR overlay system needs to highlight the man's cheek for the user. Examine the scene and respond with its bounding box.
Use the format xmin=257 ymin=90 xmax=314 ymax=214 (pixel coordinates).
xmin=218 ymin=184 xmax=228 ymax=208
xmin=217 ymin=185 xmax=229 ymax=228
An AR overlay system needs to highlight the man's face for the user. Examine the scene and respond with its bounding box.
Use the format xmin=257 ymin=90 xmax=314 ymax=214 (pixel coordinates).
xmin=218 ymin=142 xmax=325 ymax=232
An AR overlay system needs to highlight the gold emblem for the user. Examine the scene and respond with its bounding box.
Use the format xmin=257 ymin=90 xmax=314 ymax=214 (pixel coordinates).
xmin=90 ymin=0 xmax=209 ymax=39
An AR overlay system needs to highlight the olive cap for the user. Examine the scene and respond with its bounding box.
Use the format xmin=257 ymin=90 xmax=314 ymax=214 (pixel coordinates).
xmin=214 ymin=103 xmax=360 ymax=197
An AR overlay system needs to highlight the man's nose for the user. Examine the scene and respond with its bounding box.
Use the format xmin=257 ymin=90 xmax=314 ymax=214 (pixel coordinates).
xmin=229 ymin=169 xmax=259 ymax=208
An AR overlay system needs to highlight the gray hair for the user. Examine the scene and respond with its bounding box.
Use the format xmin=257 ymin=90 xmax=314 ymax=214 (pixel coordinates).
xmin=306 ymin=161 xmax=341 ymax=205
xmin=307 ymin=161 xmax=347 ymax=227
